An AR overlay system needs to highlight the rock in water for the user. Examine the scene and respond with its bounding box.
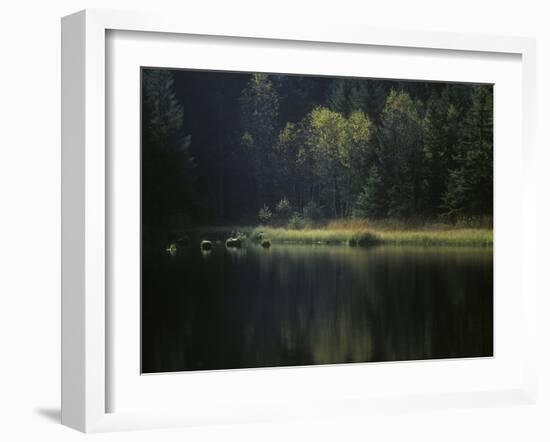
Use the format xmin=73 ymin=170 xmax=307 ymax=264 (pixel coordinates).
xmin=201 ymin=240 xmax=213 ymax=250
xmin=261 ymin=239 xmax=271 ymax=248
xmin=225 ymin=237 xmax=243 ymax=248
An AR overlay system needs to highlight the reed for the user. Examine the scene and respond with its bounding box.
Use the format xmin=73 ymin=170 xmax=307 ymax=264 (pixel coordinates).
xmin=249 ymin=222 xmax=492 ymax=247
xmin=179 ymin=219 xmax=493 ymax=247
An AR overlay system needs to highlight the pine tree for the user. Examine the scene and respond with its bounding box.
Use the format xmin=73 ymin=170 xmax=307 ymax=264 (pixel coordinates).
xmin=377 ymin=90 xmax=424 ymax=218
xmin=422 ymin=88 xmax=461 ymax=215
xmin=441 ymin=167 xmax=470 ymax=220
xmin=442 ymin=85 xmax=493 ymax=219
xmin=141 ymin=69 xmax=194 ymax=232
xmin=328 ymin=78 xmax=390 ymax=122
xmin=240 ymin=73 xmax=280 ymax=206
xmin=353 ymin=165 xmax=386 ymax=218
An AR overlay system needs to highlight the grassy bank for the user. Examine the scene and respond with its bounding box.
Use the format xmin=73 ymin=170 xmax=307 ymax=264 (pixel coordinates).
xmin=176 ymin=219 xmax=493 ymax=247
xmin=248 ymin=226 xmax=492 ymax=247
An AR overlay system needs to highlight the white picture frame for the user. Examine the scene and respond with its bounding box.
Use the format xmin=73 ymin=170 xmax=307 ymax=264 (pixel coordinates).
xmin=61 ymin=9 xmax=537 ymax=433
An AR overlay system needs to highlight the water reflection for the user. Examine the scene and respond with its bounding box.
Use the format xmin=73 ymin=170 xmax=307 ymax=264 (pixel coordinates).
xmin=142 ymin=243 xmax=493 ymax=373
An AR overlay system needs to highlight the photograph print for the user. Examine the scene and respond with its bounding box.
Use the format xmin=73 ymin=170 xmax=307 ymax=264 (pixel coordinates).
xmin=141 ymin=68 xmax=493 ymax=373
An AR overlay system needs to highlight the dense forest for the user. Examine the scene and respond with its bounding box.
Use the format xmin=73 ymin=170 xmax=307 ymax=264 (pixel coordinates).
xmin=141 ymin=69 xmax=493 ymax=236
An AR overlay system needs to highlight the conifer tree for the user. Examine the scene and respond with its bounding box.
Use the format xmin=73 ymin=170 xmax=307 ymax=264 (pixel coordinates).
xmin=442 ymin=85 xmax=493 ymax=219
xmin=240 ymin=73 xmax=280 ymax=206
xmin=377 ymin=90 xmax=424 ymax=218
xmin=141 ymin=69 xmax=194 ymax=232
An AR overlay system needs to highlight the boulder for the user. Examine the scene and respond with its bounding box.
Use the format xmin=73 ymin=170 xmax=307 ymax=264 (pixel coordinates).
xmin=225 ymin=237 xmax=242 ymax=248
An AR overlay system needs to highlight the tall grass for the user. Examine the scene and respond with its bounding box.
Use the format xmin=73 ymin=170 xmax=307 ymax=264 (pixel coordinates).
xmin=326 ymin=216 xmax=493 ymax=231
xmin=250 ymin=218 xmax=493 ymax=247
xmin=178 ymin=218 xmax=493 ymax=247
xmin=251 ymin=226 xmax=351 ymax=245
xmin=375 ymin=228 xmax=492 ymax=246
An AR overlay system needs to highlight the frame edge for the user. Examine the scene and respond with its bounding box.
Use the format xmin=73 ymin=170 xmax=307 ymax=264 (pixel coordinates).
xmin=62 ymin=9 xmax=108 ymax=433
xmin=61 ymin=9 xmax=86 ymax=432
xmin=61 ymin=7 xmax=538 ymax=432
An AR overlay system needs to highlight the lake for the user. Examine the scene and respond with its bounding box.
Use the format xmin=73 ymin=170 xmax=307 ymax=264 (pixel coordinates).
xmin=141 ymin=241 xmax=493 ymax=373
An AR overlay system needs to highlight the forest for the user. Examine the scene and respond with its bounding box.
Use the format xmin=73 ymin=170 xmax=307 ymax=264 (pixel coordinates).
xmin=141 ymin=68 xmax=493 ymax=244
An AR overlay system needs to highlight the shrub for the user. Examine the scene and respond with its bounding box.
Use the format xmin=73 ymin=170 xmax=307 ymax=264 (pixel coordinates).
xmin=251 ymin=229 xmax=265 ymax=242
xmin=348 ymin=231 xmax=380 ymax=247
xmin=287 ymin=212 xmax=306 ymax=230
xmin=275 ymin=197 xmax=292 ymax=223
xmin=258 ymin=204 xmax=272 ymax=224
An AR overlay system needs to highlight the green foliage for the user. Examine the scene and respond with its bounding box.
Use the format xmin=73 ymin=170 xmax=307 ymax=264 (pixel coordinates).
xmin=328 ymin=79 xmax=368 ymax=115
xmin=348 ymin=231 xmax=380 ymax=247
xmin=441 ymin=168 xmax=470 ymax=220
xmin=247 ymin=222 xmax=491 ymax=246
xmin=142 ymin=69 xmax=191 ymax=153
xmin=241 ymin=131 xmax=254 ymax=149
xmin=240 ymin=74 xmax=279 ymax=140
xmin=258 ymin=204 xmax=273 ymax=224
xmin=275 ymin=197 xmax=292 ymax=221
xmin=275 ymin=123 xmax=299 ymax=160
xmin=343 ymin=111 xmax=374 ymax=215
xmin=421 ymin=88 xmax=461 ymax=215
xmin=308 ymin=107 xmax=348 ymax=170
xmin=377 ymin=90 xmax=424 ymax=218
xmin=141 ymin=69 xmax=195 ymax=232
xmin=287 ymin=212 xmax=306 ymax=230
xmin=301 ymin=107 xmax=374 ymax=218
xmin=353 ymin=165 xmax=386 ymax=219
xmin=274 ymin=121 xmax=314 ymax=209
xmin=442 ymin=85 xmax=493 ymax=219
xmin=306 ymin=107 xmax=348 ymax=217
xmin=328 ymin=78 xmax=389 ymax=121
xmin=240 ymin=73 xmax=280 ymax=205
xmin=143 ymin=70 xmax=492 ymax=229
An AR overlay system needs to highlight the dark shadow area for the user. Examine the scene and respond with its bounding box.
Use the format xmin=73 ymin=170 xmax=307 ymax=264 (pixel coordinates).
xmin=34 ymin=407 xmax=61 ymax=423
xmin=142 ymin=244 xmax=493 ymax=373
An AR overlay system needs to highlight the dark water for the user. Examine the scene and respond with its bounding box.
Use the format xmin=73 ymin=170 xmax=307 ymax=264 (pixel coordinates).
xmin=141 ymin=241 xmax=493 ymax=373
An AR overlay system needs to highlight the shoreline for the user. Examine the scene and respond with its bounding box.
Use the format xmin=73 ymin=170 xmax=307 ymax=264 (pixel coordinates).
xmin=171 ymin=223 xmax=493 ymax=247
xmin=251 ymin=226 xmax=493 ymax=247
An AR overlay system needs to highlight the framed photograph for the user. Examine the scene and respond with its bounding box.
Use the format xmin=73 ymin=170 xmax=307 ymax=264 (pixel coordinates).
xmin=61 ymin=9 xmax=537 ymax=432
